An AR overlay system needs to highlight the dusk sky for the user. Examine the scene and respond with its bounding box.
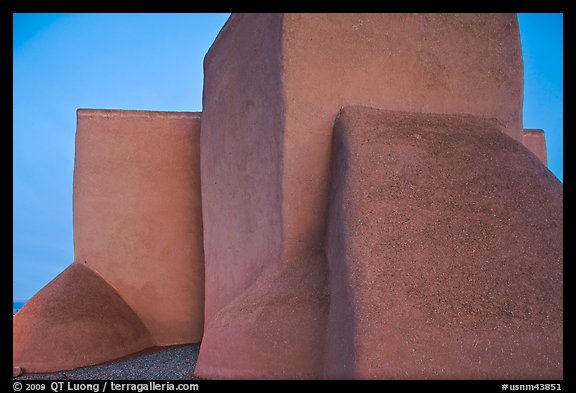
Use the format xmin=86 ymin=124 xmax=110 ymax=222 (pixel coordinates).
xmin=13 ymin=13 xmax=563 ymax=301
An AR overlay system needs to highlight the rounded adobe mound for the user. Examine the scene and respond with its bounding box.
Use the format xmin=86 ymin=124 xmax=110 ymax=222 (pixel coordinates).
xmin=195 ymin=255 xmax=328 ymax=379
xmin=13 ymin=262 xmax=155 ymax=373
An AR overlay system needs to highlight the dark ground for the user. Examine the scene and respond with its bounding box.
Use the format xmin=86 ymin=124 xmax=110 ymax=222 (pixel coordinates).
xmin=15 ymin=344 xmax=200 ymax=380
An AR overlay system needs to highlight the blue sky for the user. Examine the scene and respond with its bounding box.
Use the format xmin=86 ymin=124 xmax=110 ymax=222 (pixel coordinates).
xmin=13 ymin=13 xmax=563 ymax=301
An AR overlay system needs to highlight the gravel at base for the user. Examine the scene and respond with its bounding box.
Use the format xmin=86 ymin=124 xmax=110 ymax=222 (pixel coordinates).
xmin=16 ymin=344 xmax=200 ymax=380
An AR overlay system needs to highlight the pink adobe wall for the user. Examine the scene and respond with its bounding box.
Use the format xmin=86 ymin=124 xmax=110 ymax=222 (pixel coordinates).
xmin=73 ymin=109 xmax=204 ymax=346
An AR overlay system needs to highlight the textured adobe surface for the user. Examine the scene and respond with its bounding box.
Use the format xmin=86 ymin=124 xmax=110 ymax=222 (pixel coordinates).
xmin=13 ymin=263 xmax=155 ymax=373
xmin=197 ymin=14 xmax=329 ymax=378
xmin=280 ymin=13 xmax=524 ymax=261
xmin=324 ymin=106 xmax=563 ymax=379
xmin=74 ymin=110 xmax=204 ymax=346
xmin=197 ymin=13 xmax=525 ymax=379
xmin=522 ymin=129 xmax=547 ymax=166
xmin=196 ymin=257 xmax=328 ymax=379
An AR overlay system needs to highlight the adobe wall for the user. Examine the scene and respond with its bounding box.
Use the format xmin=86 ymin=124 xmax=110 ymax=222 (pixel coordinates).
xmin=73 ymin=109 xmax=204 ymax=346
xmin=200 ymin=14 xmax=285 ymax=325
xmin=197 ymin=13 xmax=329 ymax=378
xmin=325 ymin=106 xmax=562 ymax=379
xmin=196 ymin=13 xmax=526 ymax=379
xmin=280 ymin=13 xmax=524 ymax=261
xmin=14 ymin=13 xmax=561 ymax=379
xmin=522 ymin=129 xmax=548 ymax=166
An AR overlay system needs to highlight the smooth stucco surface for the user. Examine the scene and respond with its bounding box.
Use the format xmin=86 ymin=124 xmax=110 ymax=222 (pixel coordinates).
xmin=14 ymin=110 xmax=205 ymax=374
xmin=74 ymin=109 xmax=204 ymax=346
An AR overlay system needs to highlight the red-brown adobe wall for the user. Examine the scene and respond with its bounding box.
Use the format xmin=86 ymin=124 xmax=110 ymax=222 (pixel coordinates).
xmin=199 ymin=14 xmax=285 ymax=325
xmin=280 ymin=13 xmax=524 ymax=263
xmin=196 ymin=13 xmax=527 ymax=379
xmin=324 ymin=107 xmax=562 ymax=379
xmin=197 ymin=14 xmax=330 ymax=378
